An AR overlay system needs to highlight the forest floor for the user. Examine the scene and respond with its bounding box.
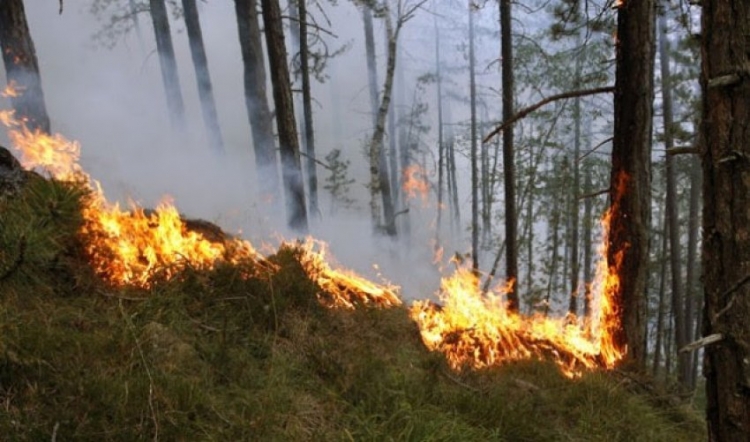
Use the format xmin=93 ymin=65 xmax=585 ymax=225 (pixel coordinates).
xmin=0 ymin=175 xmax=706 ymax=441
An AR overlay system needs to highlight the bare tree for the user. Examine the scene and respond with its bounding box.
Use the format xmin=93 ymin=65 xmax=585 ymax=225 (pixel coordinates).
xmin=261 ymin=0 xmax=308 ymax=232
xmin=149 ymin=0 xmax=186 ymax=131
xmin=181 ymin=0 xmax=224 ymax=153
xmin=234 ymin=0 xmax=281 ymax=203
xmin=0 ymin=0 xmax=51 ymax=134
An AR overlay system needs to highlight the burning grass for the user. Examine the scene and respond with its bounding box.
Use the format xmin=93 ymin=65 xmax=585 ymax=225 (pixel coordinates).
xmin=0 ymin=175 xmax=707 ymax=441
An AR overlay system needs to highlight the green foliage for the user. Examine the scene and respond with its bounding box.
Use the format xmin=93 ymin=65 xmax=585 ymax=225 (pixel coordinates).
xmin=323 ymin=148 xmax=356 ymax=214
xmin=0 ymin=176 xmax=706 ymax=440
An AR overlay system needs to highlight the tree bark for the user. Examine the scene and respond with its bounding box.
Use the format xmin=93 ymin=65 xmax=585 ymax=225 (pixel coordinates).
xmin=568 ymin=48 xmax=582 ymax=317
xmin=653 ymin=204 xmax=669 ymax=379
xmin=500 ymin=0 xmax=519 ymax=311
xmin=685 ymin=154 xmax=701 ymax=389
xmin=701 ymin=0 xmax=750 ymax=438
xmin=181 ymin=0 xmax=224 ymax=153
xmin=149 ymin=0 xmax=186 ymax=131
xmin=0 ymin=0 xmax=50 ymax=134
xmin=260 ymin=0 xmax=308 ymax=232
xmin=607 ymin=0 xmax=654 ymax=370
xmin=435 ymin=14 xmax=444 ymax=245
xmin=234 ymin=0 xmax=281 ymax=203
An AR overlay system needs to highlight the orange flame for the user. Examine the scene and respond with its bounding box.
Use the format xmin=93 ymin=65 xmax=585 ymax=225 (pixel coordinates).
xmin=402 ymin=164 xmax=430 ymax=205
xmin=409 ymin=211 xmax=624 ymax=377
xmin=296 ymin=238 xmax=401 ymax=309
xmin=1 ymin=111 xmax=260 ymax=287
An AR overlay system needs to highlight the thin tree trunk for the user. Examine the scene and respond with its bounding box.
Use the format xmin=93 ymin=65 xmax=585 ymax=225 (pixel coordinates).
xmin=260 ymin=0 xmax=308 ymax=232
xmin=363 ymin=4 xmax=397 ymax=236
xmin=500 ymin=0 xmax=519 ymax=311
xmin=234 ymin=0 xmax=280 ymax=202
xmin=182 ymin=0 xmax=224 ymax=153
xmin=297 ymin=0 xmax=319 ymax=217
xmin=386 ymin=25 xmax=400 ymax=217
xmin=568 ymin=51 xmax=582 ymax=316
xmin=469 ymin=0 xmax=479 ymax=272
xmin=658 ymin=8 xmax=689 ymax=388
xmin=684 ymin=154 xmax=701 ymax=389
xmin=149 ymin=0 xmax=186 ymax=131
xmin=653 ymin=205 xmax=669 ymax=379
xmin=526 ymin=144 xmax=535 ymax=311
xmin=435 ymin=13 xmax=444 ymax=244
xmin=701 ymin=0 xmax=750 ymax=437
xmin=128 ymin=0 xmax=146 ymax=52
xmin=607 ymin=0 xmax=655 ymax=370
xmin=582 ymin=159 xmax=594 ymax=323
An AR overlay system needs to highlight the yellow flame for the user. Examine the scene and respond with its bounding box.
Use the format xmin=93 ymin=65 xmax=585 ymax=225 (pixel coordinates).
xmin=402 ymin=164 xmax=430 ymax=206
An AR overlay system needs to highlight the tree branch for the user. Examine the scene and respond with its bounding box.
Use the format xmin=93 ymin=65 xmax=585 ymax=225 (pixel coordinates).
xmin=666 ymin=146 xmax=699 ymax=155
xmin=680 ymin=333 xmax=723 ymax=353
xmin=482 ymin=86 xmax=615 ymax=144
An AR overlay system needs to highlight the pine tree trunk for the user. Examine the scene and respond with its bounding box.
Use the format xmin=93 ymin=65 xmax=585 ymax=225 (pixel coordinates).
xmin=500 ymin=0 xmax=519 ymax=311
xmin=568 ymin=53 xmax=582 ymax=316
xmin=149 ymin=0 xmax=186 ymax=131
xmin=435 ymin=15 xmax=444 ymax=244
xmin=469 ymin=0 xmax=479 ymax=272
xmin=260 ymin=0 xmax=308 ymax=232
xmin=582 ymin=159 xmax=594 ymax=323
xmin=297 ymin=0 xmax=319 ymax=217
xmin=0 ymin=0 xmax=50 ymax=134
xmin=658 ymin=9 xmax=690 ymax=388
xmin=653 ymin=205 xmax=669 ymax=379
xmin=234 ymin=0 xmax=280 ymax=202
xmin=684 ymin=154 xmax=701 ymax=390
xmin=701 ymin=0 xmax=750 ymax=438
xmin=607 ymin=0 xmax=654 ymax=370
xmin=182 ymin=0 xmax=224 ymax=153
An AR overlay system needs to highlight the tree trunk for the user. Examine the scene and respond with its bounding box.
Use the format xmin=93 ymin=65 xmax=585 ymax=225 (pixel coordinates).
xmin=363 ymin=5 xmax=397 ymax=236
xmin=0 ymin=0 xmax=50 ymax=134
xmin=149 ymin=0 xmax=186 ymax=131
xmin=260 ymin=0 xmax=308 ymax=232
xmin=469 ymin=0 xmax=479 ymax=272
xmin=658 ymin=8 xmax=690 ymax=388
xmin=606 ymin=0 xmax=654 ymax=370
xmin=182 ymin=0 xmax=224 ymax=153
xmin=500 ymin=0 xmax=519 ymax=311
xmin=701 ymin=0 xmax=750 ymax=438
xmin=435 ymin=14 xmax=444 ymax=245
xmin=582 ymin=158 xmax=594 ymax=323
xmin=685 ymin=154 xmax=701 ymax=390
xmin=297 ymin=0 xmax=319 ymax=217
xmin=653 ymin=205 xmax=669 ymax=379
xmin=234 ymin=0 xmax=280 ymax=203
xmin=568 ymin=52 xmax=582 ymax=317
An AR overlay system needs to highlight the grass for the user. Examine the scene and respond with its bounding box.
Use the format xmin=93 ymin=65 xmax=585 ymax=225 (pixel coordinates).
xmin=0 ymin=177 xmax=706 ymax=441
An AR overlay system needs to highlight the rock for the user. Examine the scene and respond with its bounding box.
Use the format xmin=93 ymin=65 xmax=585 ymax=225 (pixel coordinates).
xmin=0 ymin=145 xmax=24 ymax=198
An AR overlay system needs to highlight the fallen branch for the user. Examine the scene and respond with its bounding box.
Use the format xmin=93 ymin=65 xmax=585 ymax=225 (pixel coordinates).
xmin=680 ymin=333 xmax=723 ymax=353
xmin=482 ymin=86 xmax=615 ymax=144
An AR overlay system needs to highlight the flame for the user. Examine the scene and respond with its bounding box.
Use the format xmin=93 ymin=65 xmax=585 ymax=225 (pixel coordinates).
xmin=295 ymin=238 xmax=401 ymax=309
xmin=1 ymin=110 xmax=261 ymax=287
xmin=409 ymin=211 xmax=624 ymax=378
xmin=402 ymin=164 xmax=430 ymax=205
xmin=1 ymin=97 xmax=625 ymax=377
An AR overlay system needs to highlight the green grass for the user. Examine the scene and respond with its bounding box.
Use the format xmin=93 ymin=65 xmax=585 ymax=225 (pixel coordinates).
xmin=0 ymin=178 xmax=706 ymax=441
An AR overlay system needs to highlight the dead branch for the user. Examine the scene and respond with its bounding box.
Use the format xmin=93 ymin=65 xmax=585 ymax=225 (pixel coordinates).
xmin=680 ymin=333 xmax=723 ymax=353
xmin=712 ymin=273 xmax=750 ymax=323
xmin=578 ymin=188 xmax=610 ymax=200
xmin=482 ymin=86 xmax=615 ymax=144
xmin=666 ymin=146 xmax=699 ymax=155
xmin=579 ymin=136 xmax=614 ymax=161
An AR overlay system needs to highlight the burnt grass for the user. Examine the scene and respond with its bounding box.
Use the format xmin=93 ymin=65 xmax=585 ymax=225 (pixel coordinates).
xmin=0 ymin=177 xmax=706 ymax=441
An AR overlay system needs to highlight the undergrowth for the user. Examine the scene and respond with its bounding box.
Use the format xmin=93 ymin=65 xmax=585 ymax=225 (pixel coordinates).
xmin=0 ymin=178 xmax=706 ymax=441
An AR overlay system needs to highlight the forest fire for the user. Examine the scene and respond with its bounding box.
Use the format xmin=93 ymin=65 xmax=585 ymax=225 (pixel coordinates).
xmin=296 ymin=238 xmax=401 ymax=309
xmin=409 ymin=212 xmax=625 ymax=377
xmin=1 ymin=97 xmax=623 ymax=376
xmin=402 ymin=164 xmax=430 ymax=205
